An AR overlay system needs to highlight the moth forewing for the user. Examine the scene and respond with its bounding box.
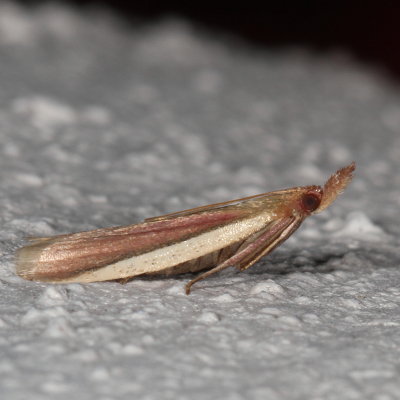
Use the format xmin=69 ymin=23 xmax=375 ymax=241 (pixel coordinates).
xmin=16 ymin=163 xmax=355 ymax=293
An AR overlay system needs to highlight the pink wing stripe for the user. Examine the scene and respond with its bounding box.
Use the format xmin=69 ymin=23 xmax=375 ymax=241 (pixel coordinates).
xmin=20 ymin=210 xmax=246 ymax=279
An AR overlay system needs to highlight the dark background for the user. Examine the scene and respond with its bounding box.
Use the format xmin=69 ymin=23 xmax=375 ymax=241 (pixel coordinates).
xmin=16 ymin=1 xmax=400 ymax=80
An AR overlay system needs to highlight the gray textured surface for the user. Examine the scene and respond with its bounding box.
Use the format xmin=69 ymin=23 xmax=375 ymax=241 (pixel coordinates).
xmin=1 ymin=3 xmax=400 ymax=400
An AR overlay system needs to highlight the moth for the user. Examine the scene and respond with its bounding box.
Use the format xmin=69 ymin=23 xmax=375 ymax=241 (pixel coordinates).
xmin=16 ymin=163 xmax=355 ymax=294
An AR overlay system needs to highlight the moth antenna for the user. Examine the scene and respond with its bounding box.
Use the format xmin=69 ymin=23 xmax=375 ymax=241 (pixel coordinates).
xmin=317 ymin=162 xmax=355 ymax=212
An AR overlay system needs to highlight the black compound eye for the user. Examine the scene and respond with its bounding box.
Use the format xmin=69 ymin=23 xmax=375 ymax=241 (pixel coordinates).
xmin=301 ymin=192 xmax=321 ymax=213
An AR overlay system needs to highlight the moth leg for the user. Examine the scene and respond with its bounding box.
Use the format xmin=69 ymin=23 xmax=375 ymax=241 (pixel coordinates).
xmin=237 ymin=217 xmax=302 ymax=271
xmin=185 ymin=258 xmax=236 ymax=295
xmin=185 ymin=217 xmax=301 ymax=294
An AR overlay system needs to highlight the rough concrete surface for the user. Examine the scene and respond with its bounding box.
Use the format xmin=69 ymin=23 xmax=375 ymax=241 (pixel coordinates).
xmin=0 ymin=3 xmax=400 ymax=400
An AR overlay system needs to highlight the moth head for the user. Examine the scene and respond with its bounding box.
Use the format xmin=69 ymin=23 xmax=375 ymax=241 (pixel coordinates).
xmin=290 ymin=162 xmax=355 ymax=218
xmin=296 ymin=162 xmax=355 ymax=216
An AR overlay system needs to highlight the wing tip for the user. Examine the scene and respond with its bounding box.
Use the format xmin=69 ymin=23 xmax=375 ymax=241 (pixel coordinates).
xmin=15 ymin=237 xmax=54 ymax=280
xmin=15 ymin=247 xmax=36 ymax=280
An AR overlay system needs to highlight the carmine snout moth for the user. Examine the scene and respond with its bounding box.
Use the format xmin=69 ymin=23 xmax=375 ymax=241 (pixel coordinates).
xmin=16 ymin=163 xmax=355 ymax=294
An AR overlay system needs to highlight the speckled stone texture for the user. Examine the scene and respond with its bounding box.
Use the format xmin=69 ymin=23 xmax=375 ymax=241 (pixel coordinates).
xmin=1 ymin=3 xmax=400 ymax=400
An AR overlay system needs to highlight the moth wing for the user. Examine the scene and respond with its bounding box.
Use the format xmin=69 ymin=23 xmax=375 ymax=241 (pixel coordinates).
xmin=145 ymin=189 xmax=299 ymax=222
xmin=15 ymin=202 xmax=255 ymax=282
xmin=16 ymin=187 xmax=304 ymax=282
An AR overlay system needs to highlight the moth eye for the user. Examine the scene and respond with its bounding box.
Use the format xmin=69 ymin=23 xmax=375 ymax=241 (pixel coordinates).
xmin=301 ymin=192 xmax=321 ymax=213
